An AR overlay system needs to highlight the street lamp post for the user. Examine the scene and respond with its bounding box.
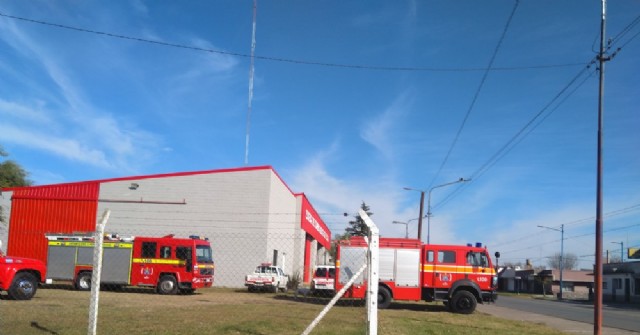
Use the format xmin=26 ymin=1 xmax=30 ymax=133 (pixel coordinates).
xmin=392 ymin=221 xmax=409 ymax=238
xmin=611 ymin=241 xmax=624 ymax=263
xmin=404 ymin=177 xmax=468 ymax=244
xmin=538 ymin=224 xmax=565 ymax=300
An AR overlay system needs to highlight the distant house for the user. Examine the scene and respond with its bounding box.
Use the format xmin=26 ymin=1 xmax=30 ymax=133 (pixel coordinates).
xmin=498 ymin=267 xmax=593 ymax=299
xmin=536 ymin=269 xmax=593 ymax=299
xmin=497 ymin=267 xmax=535 ymax=293
xmin=603 ymin=261 xmax=640 ymax=304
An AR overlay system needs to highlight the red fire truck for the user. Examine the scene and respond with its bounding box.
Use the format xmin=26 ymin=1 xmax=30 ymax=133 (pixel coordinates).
xmin=0 ymin=240 xmax=49 ymax=300
xmin=335 ymin=237 xmax=497 ymax=314
xmin=45 ymin=233 xmax=214 ymax=294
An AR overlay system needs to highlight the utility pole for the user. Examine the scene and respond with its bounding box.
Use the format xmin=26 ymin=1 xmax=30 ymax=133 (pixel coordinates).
xmin=594 ymin=1 xmax=609 ymax=333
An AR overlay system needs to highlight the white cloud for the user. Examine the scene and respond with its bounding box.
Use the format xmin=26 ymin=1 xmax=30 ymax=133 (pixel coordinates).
xmin=0 ymin=125 xmax=111 ymax=168
xmin=288 ymin=136 xmax=458 ymax=240
xmin=359 ymin=92 xmax=413 ymax=159
xmin=0 ymin=99 xmax=52 ymax=124
xmin=0 ymin=18 xmax=163 ymax=176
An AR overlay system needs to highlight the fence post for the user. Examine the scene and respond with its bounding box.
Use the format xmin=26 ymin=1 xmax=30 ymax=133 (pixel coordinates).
xmin=88 ymin=209 xmax=110 ymax=335
xmin=360 ymin=209 xmax=379 ymax=335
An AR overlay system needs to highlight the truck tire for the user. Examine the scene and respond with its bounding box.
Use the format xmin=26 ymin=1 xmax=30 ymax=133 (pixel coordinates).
xmin=75 ymin=272 xmax=92 ymax=291
xmin=8 ymin=272 xmax=38 ymax=300
xmin=157 ymin=275 xmax=178 ymax=295
xmin=450 ymin=290 xmax=477 ymax=314
xmin=377 ymin=286 xmax=392 ymax=309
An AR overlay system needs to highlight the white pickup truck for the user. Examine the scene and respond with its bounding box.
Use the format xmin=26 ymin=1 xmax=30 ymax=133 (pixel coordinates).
xmin=245 ymin=263 xmax=288 ymax=293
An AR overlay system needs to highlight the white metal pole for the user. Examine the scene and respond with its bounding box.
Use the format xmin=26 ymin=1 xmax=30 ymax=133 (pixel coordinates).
xmin=88 ymin=209 xmax=110 ymax=335
xmin=360 ymin=209 xmax=379 ymax=335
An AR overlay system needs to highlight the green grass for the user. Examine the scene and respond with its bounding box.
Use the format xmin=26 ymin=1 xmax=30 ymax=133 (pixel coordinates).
xmin=0 ymin=287 xmax=565 ymax=335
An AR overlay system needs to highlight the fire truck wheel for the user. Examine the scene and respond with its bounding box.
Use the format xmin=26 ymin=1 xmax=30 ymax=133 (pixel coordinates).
xmin=75 ymin=272 xmax=92 ymax=291
xmin=377 ymin=287 xmax=392 ymax=309
xmin=450 ymin=290 xmax=477 ymax=314
xmin=8 ymin=272 xmax=38 ymax=300
xmin=157 ymin=275 xmax=178 ymax=295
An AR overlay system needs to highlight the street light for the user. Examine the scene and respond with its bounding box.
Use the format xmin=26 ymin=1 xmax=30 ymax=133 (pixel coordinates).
xmin=392 ymin=221 xmax=409 ymax=238
xmin=404 ymin=177 xmax=469 ymax=244
xmin=538 ymin=224 xmax=564 ymax=300
xmin=611 ymin=241 xmax=624 ymax=263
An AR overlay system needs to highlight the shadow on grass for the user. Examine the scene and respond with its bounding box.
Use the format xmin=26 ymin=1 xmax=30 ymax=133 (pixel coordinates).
xmin=272 ymin=288 xmax=450 ymax=312
xmin=37 ymin=283 xmax=203 ymax=296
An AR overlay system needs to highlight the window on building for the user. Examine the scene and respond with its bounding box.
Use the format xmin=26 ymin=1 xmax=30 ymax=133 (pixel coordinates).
xmin=635 ymin=279 xmax=640 ymax=295
xmin=602 ymin=281 xmax=608 ymax=290
xmin=141 ymin=242 xmax=157 ymax=258
xmin=562 ymin=282 xmax=575 ymax=292
xmin=438 ymin=251 xmax=456 ymax=264
xmin=613 ymin=278 xmax=622 ymax=289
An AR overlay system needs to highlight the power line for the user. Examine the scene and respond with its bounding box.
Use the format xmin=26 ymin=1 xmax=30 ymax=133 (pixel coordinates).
xmin=433 ymin=64 xmax=595 ymax=210
xmin=497 ymin=222 xmax=640 ymax=255
xmin=489 ymin=203 xmax=640 ymax=249
xmin=431 ymin=14 xmax=640 ymax=210
xmin=0 ymin=11 xmax=586 ymax=73
xmin=428 ymin=0 xmax=520 ymax=188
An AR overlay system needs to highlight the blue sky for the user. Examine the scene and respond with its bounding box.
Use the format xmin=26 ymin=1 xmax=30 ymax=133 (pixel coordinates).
xmin=0 ymin=1 xmax=638 ymax=269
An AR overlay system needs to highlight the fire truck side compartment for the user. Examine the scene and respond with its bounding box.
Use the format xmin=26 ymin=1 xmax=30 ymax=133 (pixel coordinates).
xmin=395 ymin=249 xmax=420 ymax=287
xmin=47 ymin=244 xmax=77 ymax=280
xmin=46 ymin=241 xmax=133 ymax=284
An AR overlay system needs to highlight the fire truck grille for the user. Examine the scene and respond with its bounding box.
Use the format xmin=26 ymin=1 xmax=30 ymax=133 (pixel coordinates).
xmin=200 ymin=268 xmax=214 ymax=276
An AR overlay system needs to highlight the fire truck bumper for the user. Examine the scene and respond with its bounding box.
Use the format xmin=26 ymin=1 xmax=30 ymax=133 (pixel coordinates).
xmin=192 ymin=277 xmax=214 ymax=289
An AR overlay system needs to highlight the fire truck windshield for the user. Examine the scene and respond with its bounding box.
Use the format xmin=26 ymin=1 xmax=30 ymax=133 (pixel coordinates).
xmin=196 ymin=245 xmax=213 ymax=263
xmin=466 ymin=251 xmax=489 ymax=267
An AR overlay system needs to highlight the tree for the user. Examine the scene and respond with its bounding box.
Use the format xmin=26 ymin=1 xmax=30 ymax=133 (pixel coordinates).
xmin=0 ymin=145 xmax=32 ymax=224
xmin=344 ymin=202 xmax=373 ymax=237
xmin=609 ymin=254 xmax=623 ymax=263
xmin=546 ymin=252 xmax=578 ymax=270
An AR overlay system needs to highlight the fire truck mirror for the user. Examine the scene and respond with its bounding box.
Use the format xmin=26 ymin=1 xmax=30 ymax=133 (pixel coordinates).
xmin=494 ymin=252 xmax=501 ymax=259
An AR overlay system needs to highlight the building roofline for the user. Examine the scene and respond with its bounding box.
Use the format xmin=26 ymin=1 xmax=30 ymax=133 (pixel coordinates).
xmin=1 ymin=165 xmax=276 ymax=192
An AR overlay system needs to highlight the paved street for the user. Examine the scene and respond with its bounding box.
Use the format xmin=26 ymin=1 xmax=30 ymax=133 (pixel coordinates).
xmin=478 ymin=295 xmax=639 ymax=334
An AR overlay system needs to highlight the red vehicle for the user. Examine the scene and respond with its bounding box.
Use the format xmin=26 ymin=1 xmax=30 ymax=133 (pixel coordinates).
xmin=0 ymin=241 xmax=49 ymax=300
xmin=310 ymin=265 xmax=335 ymax=295
xmin=45 ymin=233 xmax=214 ymax=294
xmin=335 ymin=237 xmax=497 ymax=314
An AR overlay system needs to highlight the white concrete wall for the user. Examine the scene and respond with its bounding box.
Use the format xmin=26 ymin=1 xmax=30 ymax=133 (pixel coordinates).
xmin=265 ymin=172 xmax=301 ymax=278
xmin=95 ymin=168 xmax=303 ymax=287
xmin=0 ymin=189 xmax=12 ymax=252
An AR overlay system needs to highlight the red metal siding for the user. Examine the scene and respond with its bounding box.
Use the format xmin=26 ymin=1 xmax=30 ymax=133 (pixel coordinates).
xmin=7 ymin=183 xmax=99 ymax=263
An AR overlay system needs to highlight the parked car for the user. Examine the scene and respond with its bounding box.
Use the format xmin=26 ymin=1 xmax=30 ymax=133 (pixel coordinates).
xmin=245 ymin=263 xmax=288 ymax=293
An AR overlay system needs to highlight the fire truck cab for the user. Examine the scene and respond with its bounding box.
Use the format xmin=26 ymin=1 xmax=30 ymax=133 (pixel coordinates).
xmin=0 ymin=240 xmax=49 ymax=300
xmin=45 ymin=234 xmax=214 ymax=294
xmin=336 ymin=237 xmax=497 ymax=314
